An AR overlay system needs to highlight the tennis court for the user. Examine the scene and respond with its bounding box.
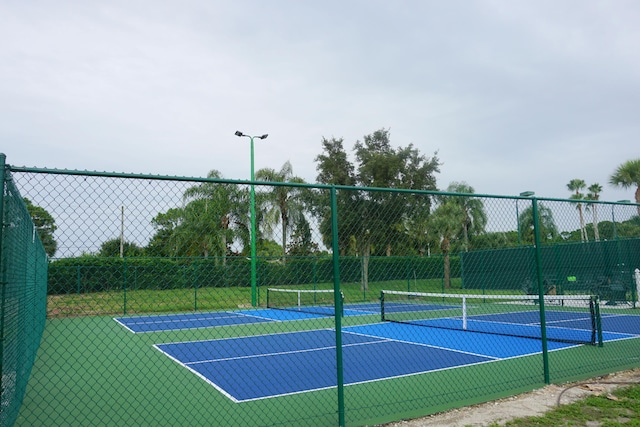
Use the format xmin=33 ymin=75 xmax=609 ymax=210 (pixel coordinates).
xmin=114 ymin=305 xmax=378 ymax=333
xmin=117 ymin=293 xmax=639 ymax=404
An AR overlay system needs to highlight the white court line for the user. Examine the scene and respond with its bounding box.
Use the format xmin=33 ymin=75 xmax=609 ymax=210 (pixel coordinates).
xmin=343 ymin=327 xmax=501 ymax=360
xmin=121 ymin=312 xmax=247 ymax=326
xmin=186 ymin=338 xmax=389 ymax=365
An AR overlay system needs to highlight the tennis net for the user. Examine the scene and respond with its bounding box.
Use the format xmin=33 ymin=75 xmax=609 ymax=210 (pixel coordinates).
xmin=380 ymin=290 xmax=602 ymax=346
xmin=267 ymin=288 xmax=344 ymax=317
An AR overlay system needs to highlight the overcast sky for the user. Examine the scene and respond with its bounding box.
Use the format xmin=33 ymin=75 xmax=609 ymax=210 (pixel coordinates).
xmin=1 ymin=0 xmax=639 ymax=202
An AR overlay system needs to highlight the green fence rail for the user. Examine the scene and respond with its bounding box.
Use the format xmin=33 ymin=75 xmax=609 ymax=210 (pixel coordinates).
xmin=0 ymin=156 xmax=48 ymax=427
xmin=4 ymin=158 xmax=640 ymax=426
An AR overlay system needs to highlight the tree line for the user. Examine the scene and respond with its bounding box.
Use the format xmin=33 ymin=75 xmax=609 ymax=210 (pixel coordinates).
xmin=22 ymin=133 xmax=640 ymax=266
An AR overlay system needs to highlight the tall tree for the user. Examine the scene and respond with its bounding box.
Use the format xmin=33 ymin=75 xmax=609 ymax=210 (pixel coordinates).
xmin=148 ymin=208 xmax=183 ymax=256
xmin=353 ymin=129 xmax=440 ymax=257
xmin=182 ymin=170 xmax=237 ymax=263
xmin=445 ymin=182 xmax=487 ymax=252
xmin=314 ymin=137 xmax=358 ymax=255
xmin=400 ymin=203 xmax=435 ymax=256
xmin=518 ymin=204 xmax=559 ymax=245
xmin=147 ymin=170 xmax=241 ymax=262
xmin=170 ymin=198 xmax=227 ymax=259
xmin=286 ymin=216 xmax=320 ymax=256
xmin=610 ymin=158 xmax=640 ymax=215
xmin=23 ymin=198 xmax=58 ymax=257
xmin=567 ymin=179 xmax=588 ymax=242
xmin=315 ymin=137 xmax=356 ymax=187
xmin=99 ymin=239 xmax=144 ymax=257
xmin=586 ymin=183 xmax=603 ymax=242
xmin=430 ymin=200 xmax=464 ymax=289
xmin=255 ymin=161 xmax=306 ymax=263
xmin=314 ymin=129 xmax=440 ymax=290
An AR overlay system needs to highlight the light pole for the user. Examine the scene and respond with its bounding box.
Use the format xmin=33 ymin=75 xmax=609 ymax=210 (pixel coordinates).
xmin=235 ymin=131 xmax=268 ymax=307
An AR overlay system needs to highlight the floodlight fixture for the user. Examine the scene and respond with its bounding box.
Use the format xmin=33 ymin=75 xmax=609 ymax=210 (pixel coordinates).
xmin=519 ymin=191 xmax=535 ymax=197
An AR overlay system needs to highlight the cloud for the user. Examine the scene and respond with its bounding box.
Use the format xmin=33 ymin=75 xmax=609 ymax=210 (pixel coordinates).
xmin=1 ymin=0 xmax=639 ymax=203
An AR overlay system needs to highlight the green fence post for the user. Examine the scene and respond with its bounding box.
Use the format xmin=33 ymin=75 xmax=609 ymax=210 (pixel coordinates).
xmin=406 ymin=258 xmax=410 ymax=292
xmin=0 ymin=153 xmax=7 ymax=410
xmin=313 ymin=255 xmax=317 ymax=291
xmin=441 ymin=255 xmax=445 ymax=293
xmin=460 ymin=253 xmax=465 ymax=290
xmin=194 ymin=260 xmax=198 ymax=312
xmin=330 ymin=186 xmax=345 ymax=427
xmin=123 ymin=257 xmax=127 ymax=315
xmin=532 ymin=197 xmax=550 ymax=384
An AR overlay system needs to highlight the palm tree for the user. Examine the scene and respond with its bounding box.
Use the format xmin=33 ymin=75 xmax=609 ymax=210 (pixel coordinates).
xmin=567 ymin=179 xmax=588 ymax=242
xmin=446 ymin=182 xmax=487 ymax=252
xmin=175 ymin=198 xmax=228 ymax=259
xmin=431 ymin=200 xmax=464 ymax=289
xmin=255 ymin=161 xmax=306 ymax=263
xmin=586 ymin=183 xmax=603 ymax=242
xmin=518 ymin=204 xmax=559 ymax=245
xmin=610 ymin=159 xmax=640 ymax=216
xmin=182 ymin=170 xmax=237 ymax=264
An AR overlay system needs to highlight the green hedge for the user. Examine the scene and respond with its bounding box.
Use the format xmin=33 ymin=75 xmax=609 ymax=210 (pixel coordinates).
xmin=47 ymin=254 xmax=459 ymax=295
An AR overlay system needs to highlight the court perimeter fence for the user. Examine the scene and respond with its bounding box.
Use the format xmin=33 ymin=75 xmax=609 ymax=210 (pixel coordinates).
xmin=2 ymin=153 xmax=640 ymax=426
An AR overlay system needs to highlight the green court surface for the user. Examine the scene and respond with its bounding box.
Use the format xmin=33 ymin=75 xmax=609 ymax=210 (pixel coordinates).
xmin=16 ymin=306 xmax=640 ymax=427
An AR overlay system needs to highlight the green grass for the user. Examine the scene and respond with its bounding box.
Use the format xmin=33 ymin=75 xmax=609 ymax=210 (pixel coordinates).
xmin=46 ymin=278 xmax=464 ymax=318
xmin=489 ymin=383 xmax=640 ymax=426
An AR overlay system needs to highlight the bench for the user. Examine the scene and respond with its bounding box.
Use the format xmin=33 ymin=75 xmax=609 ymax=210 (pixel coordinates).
xmin=593 ymin=278 xmax=628 ymax=306
xmin=521 ymin=278 xmax=556 ymax=296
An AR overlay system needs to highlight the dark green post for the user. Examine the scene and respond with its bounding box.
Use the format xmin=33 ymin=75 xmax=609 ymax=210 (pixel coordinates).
xmin=313 ymin=256 xmax=317 ymax=291
xmin=594 ymin=296 xmax=603 ymax=347
xmin=77 ymin=266 xmax=81 ymax=294
xmin=122 ymin=257 xmax=127 ymax=315
xmin=0 ymin=153 xmax=7 ymax=400
xmin=460 ymin=254 xmax=465 ymax=291
xmin=532 ymin=197 xmax=550 ymax=384
xmin=330 ymin=186 xmax=345 ymax=427
xmin=194 ymin=261 xmax=198 ymax=312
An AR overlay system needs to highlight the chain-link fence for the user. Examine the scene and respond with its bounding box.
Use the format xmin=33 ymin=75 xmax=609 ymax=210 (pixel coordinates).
xmin=4 ymin=158 xmax=640 ymax=426
xmin=0 ymin=157 xmax=48 ymax=427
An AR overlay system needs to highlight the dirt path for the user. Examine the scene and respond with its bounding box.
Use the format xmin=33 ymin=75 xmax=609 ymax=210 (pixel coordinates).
xmin=382 ymin=369 xmax=640 ymax=426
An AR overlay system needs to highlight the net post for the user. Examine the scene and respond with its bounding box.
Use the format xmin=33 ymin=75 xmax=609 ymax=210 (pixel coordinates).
xmin=266 ymin=288 xmax=270 ymax=308
xmin=589 ymin=296 xmax=596 ymax=345
xmin=462 ymin=296 xmax=467 ymax=330
xmin=593 ymin=295 xmax=603 ymax=347
xmin=380 ymin=290 xmax=385 ymax=321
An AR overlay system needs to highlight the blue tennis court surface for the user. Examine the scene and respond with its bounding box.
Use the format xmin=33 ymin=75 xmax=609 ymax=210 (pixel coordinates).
xmin=114 ymin=309 xmax=333 ymax=333
xmin=154 ymin=321 xmax=637 ymax=402
xmin=155 ymin=326 xmax=495 ymax=402
xmin=114 ymin=302 xmax=451 ymax=333
xmin=119 ymin=303 xmax=640 ymax=402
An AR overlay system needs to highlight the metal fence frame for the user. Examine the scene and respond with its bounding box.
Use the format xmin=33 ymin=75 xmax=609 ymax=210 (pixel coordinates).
xmin=4 ymin=157 xmax=640 ymax=427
